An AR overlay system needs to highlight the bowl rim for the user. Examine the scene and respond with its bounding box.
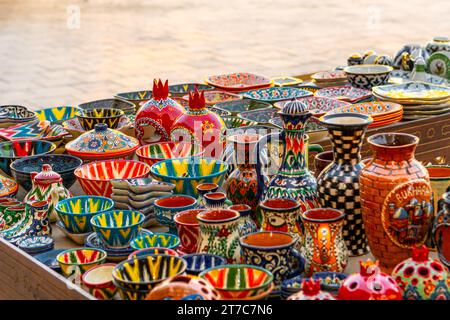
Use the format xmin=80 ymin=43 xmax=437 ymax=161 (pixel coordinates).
xmin=129 ymin=232 xmax=180 ymax=250
xmin=343 ymin=64 xmax=393 ymax=75
xmin=127 ymin=247 xmax=179 ymax=260
xmin=9 ymin=154 xmax=83 ymax=174
xmin=135 ymin=141 xmax=204 ymax=160
xmin=82 ymin=263 xmax=117 ymax=287
xmin=56 ymin=247 xmax=107 ymax=266
xmin=0 ymin=139 xmax=57 ymax=159
xmin=183 ymin=253 xmax=227 ymax=270
xmin=154 ymin=194 xmax=197 ymax=210
xmin=90 ymin=210 xmax=145 ymax=230
xmin=150 ymin=157 xmax=229 ymax=181
xmin=55 ymin=195 xmax=115 ymax=216
xmin=75 ymin=108 xmax=125 ymax=119
xmin=74 ymin=159 xmax=151 ymax=182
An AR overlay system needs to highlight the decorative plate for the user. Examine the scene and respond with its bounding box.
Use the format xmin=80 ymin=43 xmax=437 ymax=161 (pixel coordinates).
xmin=427 ymin=52 xmax=450 ymax=80
xmin=315 ymin=85 xmax=372 ymax=103
xmin=35 ymin=249 xmax=66 ymax=272
xmin=328 ymin=101 xmax=403 ymax=118
xmin=168 ymin=83 xmax=214 ymax=96
xmin=17 ymin=236 xmax=54 ymax=253
xmin=238 ymin=108 xmax=279 ymax=125
xmin=389 ymin=71 xmax=448 ymax=86
xmin=212 ymin=99 xmax=271 ymax=116
xmin=373 ymin=82 xmax=450 ymax=101
xmin=0 ymin=174 xmax=18 ymax=198
xmin=241 ymin=87 xmax=312 ymax=102
xmin=311 ymin=70 xmax=347 ymax=82
xmin=274 ymin=96 xmax=351 ymax=116
xmin=206 ymin=72 xmax=272 ymax=91
xmin=0 ymin=120 xmax=68 ymax=141
xmin=221 ymin=116 xmax=257 ymax=129
xmin=271 ymin=76 xmax=303 ymax=87
xmin=0 ymin=105 xmax=37 ymax=122
xmin=182 ymin=90 xmax=241 ymax=106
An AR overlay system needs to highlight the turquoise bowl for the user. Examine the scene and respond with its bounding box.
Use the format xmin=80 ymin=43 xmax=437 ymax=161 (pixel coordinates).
xmin=91 ymin=210 xmax=145 ymax=249
xmin=55 ymin=196 xmax=115 ymax=234
xmin=150 ymin=157 xmax=228 ymax=197
xmin=130 ymin=232 xmax=180 ymax=251
xmin=35 ymin=106 xmax=80 ymax=125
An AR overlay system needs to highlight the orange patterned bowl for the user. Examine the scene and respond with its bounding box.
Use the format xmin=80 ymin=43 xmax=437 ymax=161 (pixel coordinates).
xmin=74 ymin=160 xmax=151 ymax=197
xmin=136 ymin=142 xmax=204 ymax=166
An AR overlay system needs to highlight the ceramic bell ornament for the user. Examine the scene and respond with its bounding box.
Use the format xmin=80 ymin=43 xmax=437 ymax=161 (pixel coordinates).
xmin=24 ymin=164 xmax=72 ymax=223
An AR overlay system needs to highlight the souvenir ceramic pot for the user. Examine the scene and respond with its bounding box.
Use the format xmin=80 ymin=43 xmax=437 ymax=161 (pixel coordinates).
xmin=174 ymin=209 xmax=204 ymax=254
xmin=256 ymin=99 xmax=320 ymax=212
xmin=196 ymin=183 xmax=218 ymax=208
xmin=170 ymin=88 xmax=226 ymax=159
xmin=287 ymin=279 xmax=335 ymax=300
xmin=225 ymin=134 xmax=260 ymax=212
xmin=337 ymin=260 xmax=402 ymax=300
xmin=425 ymin=36 xmax=450 ymax=55
xmin=239 ymin=231 xmax=304 ymax=284
xmin=196 ymin=209 xmax=241 ymax=264
xmin=228 ymin=204 xmax=257 ymax=237
xmin=153 ymin=195 xmax=197 ymax=235
xmin=426 ymin=165 xmax=450 ymax=217
xmin=135 ymin=79 xmax=185 ymax=145
xmin=317 ymin=113 xmax=373 ymax=256
xmin=301 ymin=208 xmax=349 ymax=276
xmin=202 ymin=192 xmax=232 ymax=210
xmin=360 ymin=133 xmax=433 ymax=271
xmin=392 ymin=245 xmax=450 ymax=300
xmin=24 ymin=164 xmax=72 ymax=223
xmin=433 ymin=192 xmax=450 ymax=268
xmin=393 ymin=44 xmax=429 ymax=71
xmin=82 ymin=263 xmax=117 ymax=300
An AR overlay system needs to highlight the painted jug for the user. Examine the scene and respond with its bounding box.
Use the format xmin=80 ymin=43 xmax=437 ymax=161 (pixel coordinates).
xmin=196 ymin=209 xmax=241 ymax=264
xmin=433 ymin=191 xmax=450 ymax=269
xmin=360 ymin=133 xmax=433 ymax=271
xmin=317 ymin=113 xmax=373 ymax=256
xmin=24 ymin=164 xmax=72 ymax=223
xmin=301 ymin=208 xmax=349 ymax=275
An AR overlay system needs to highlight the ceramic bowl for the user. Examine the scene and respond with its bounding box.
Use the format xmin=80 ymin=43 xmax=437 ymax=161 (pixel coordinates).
xmin=74 ymin=160 xmax=151 ymax=197
xmin=241 ymin=87 xmax=312 ymax=102
xmin=150 ymin=157 xmax=228 ymax=197
xmin=0 ymin=120 xmax=68 ymax=145
xmin=76 ymin=108 xmax=125 ymax=131
xmin=0 ymin=105 xmax=37 ymax=123
xmin=82 ymin=263 xmax=118 ymax=300
xmin=127 ymin=247 xmax=179 ymax=260
xmin=78 ymin=98 xmax=136 ymax=116
xmin=112 ymin=254 xmax=187 ymax=292
xmin=17 ymin=235 xmax=54 ymax=254
xmin=56 ymin=247 xmax=107 ymax=279
xmin=10 ymin=154 xmax=83 ymax=191
xmin=168 ymin=83 xmax=214 ymax=96
xmin=136 ymin=142 xmax=204 ymax=166
xmin=183 ymin=253 xmax=227 ymax=275
xmin=154 ymin=195 xmax=197 ymax=234
xmin=173 ymin=208 xmax=204 ymax=254
xmin=344 ymin=64 xmax=393 ymax=89
xmin=0 ymin=140 xmax=56 ymax=177
xmin=130 ymin=232 xmax=180 ymax=251
xmin=199 ymin=264 xmax=274 ymax=299
xmin=273 ymin=96 xmax=351 ymax=117
xmin=115 ymin=90 xmax=153 ymax=110
xmin=182 ymin=90 xmax=242 ymax=106
xmin=91 ymin=210 xmax=145 ymax=248
xmin=62 ymin=115 xmax=132 ymax=139
xmin=35 ymin=106 xmax=80 ymax=125
xmin=34 ymin=248 xmax=66 ymax=272
xmin=213 ymin=99 xmax=272 ymax=116
xmin=55 ymin=196 xmax=115 ymax=234
xmin=206 ymin=73 xmax=272 ymax=92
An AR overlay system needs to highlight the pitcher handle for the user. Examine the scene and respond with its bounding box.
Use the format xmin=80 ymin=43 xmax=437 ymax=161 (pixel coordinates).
xmin=288 ymin=249 xmax=305 ymax=278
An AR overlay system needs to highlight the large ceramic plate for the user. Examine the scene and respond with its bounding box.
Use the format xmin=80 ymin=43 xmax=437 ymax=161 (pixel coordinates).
xmin=273 ymin=96 xmax=351 ymax=116
xmin=314 ymin=85 xmax=372 ymax=103
xmin=389 ymin=70 xmax=449 ymax=86
xmin=373 ymin=82 xmax=450 ymax=101
xmin=206 ymin=72 xmax=272 ymax=92
xmin=241 ymin=87 xmax=312 ymax=102
xmin=328 ymin=101 xmax=403 ymax=118
xmin=372 ymin=92 xmax=450 ymax=105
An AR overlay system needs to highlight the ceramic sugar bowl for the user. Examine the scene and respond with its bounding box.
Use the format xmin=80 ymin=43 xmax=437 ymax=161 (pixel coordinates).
xmin=24 ymin=164 xmax=72 ymax=223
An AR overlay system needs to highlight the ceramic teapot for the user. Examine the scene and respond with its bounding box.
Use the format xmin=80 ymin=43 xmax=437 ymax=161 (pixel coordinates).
xmin=24 ymin=164 xmax=72 ymax=223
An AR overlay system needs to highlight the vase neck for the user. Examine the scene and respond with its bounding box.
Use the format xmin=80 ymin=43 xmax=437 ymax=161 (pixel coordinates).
xmin=279 ymin=129 xmax=307 ymax=174
xmin=371 ymin=144 xmax=417 ymax=162
xmin=328 ymin=126 xmax=366 ymax=165
xmin=233 ymin=141 xmax=258 ymax=168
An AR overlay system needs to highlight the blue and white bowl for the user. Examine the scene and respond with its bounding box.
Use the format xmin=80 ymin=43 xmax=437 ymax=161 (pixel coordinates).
xmin=183 ymin=253 xmax=227 ymax=275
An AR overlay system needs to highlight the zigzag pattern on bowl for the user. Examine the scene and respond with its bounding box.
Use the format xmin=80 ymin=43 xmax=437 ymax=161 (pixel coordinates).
xmin=35 ymin=106 xmax=79 ymax=124
xmin=130 ymin=233 xmax=180 ymax=250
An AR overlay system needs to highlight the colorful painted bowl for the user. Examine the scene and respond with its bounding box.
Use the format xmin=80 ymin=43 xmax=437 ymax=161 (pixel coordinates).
xmin=199 ymin=264 xmax=274 ymax=299
xmin=154 ymin=195 xmax=197 ymax=234
xmin=91 ymin=210 xmax=145 ymax=248
xmin=0 ymin=120 xmax=68 ymax=144
xmin=17 ymin=235 xmax=54 ymax=255
xmin=115 ymin=90 xmax=153 ymax=110
xmin=56 ymin=248 xmax=107 ymax=279
xmin=174 ymin=209 xmax=204 ymax=254
xmin=113 ymin=280 xmax=150 ymax=300
xmin=74 ymin=160 xmax=151 ymax=197
xmin=0 ymin=174 xmax=18 ymax=198
xmin=10 ymin=154 xmax=83 ymax=191
xmin=127 ymin=247 xmax=179 ymax=260
xmin=35 ymin=106 xmax=80 ymax=124
xmin=82 ymin=263 xmax=118 ymax=300
xmin=183 ymin=253 xmax=227 ymax=275
xmin=344 ymin=64 xmax=393 ymax=89
xmin=55 ymin=196 xmax=115 ymax=234
xmin=150 ymin=157 xmax=228 ymax=197
xmin=130 ymin=232 xmax=180 ymax=251
xmin=168 ymin=83 xmax=214 ymax=96
xmin=76 ymin=108 xmax=125 ymax=131
xmin=0 ymin=105 xmax=37 ymax=123
xmin=426 ymin=165 xmax=450 ymax=216
xmin=112 ymin=254 xmax=187 ymax=292
xmin=238 ymin=107 xmax=279 ymax=125
xmin=315 ymin=85 xmax=372 ymax=103
xmin=78 ymin=98 xmax=136 ymax=116
xmin=136 ymin=142 xmax=204 ymax=166
xmin=182 ymin=90 xmax=242 ymax=106
xmin=213 ymin=99 xmax=271 ymax=116
xmin=62 ymin=115 xmax=132 ymax=139
xmin=206 ymin=72 xmax=272 ymax=92
xmin=221 ymin=116 xmax=258 ymax=129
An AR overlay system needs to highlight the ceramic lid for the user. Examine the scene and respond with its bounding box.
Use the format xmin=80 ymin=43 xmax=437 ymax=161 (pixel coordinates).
xmin=281 ymin=98 xmax=309 ymax=114
xmin=32 ymin=164 xmax=62 ymax=183
xmin=65 ymin=123 xmax=139 ymax=157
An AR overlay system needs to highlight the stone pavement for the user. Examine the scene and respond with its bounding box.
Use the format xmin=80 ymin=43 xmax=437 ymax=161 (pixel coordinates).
xmin=0 ymin=0 xmax=449 ymax=109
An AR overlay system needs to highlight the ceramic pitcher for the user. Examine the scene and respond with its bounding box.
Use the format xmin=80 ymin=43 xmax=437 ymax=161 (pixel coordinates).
xmin=301 ymin=208 xmax=349 ymax=276
xmin=24 ymin=164 xmax=72 ymax=223
xmin=196 ymin=209 xmax=241 ymax=264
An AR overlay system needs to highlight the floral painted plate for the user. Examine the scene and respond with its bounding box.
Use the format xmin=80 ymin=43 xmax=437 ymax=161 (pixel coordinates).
xmin=206 ymin=72 xmax=272 ymax=92
xmin=238 ymin=108 xmax=279 ymax=125
xmin=273 ymin=96 xmax=351 ymax=116
xmin=241 ymin=87 xmax=312 ymax=102
xmin=311 ymin=70 xmax=347 ymax=82
xmin=271 ymin=76 xmax=303 ymax=87
xmin=0 ymin=120 xmax=68 ymax=142
xmin=315 ymin=85 xmax=372 ymax=103
xmin=373 ymin=82 xmax=450 ymax=101
xmin=182 ymin=90 xmax=242 ymax=106
xmin=328 ymin=101 xmax=403 ymax=118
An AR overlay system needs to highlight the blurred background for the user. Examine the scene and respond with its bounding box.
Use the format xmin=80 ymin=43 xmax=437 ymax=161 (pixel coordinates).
xmin=0 ymin=0 xmax=449 ymax=109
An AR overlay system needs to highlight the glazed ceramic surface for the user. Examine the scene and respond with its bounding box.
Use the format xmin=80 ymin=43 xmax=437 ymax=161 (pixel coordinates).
xmin=181 ymin=90 xmax=241 ymax=106
xmin=327 ymin=101 xmax=402 ymax=121
xmin=271 ymin=76 xmax=303 ymax=87
xmin=0 ymin=105 xmax=36 ymax=123
xmin=426 ymin=165 xmax=450 ymax=217
xmin=373 ymin=81 xmax=450 ymax=100
xmin=168 ymin=83 xmax=214 ymax=96
xmin=281 ymin=272 xmax=348 ymax=298
xmin=238 ymin=107 xmax=278 ymax=125
xmin=0 ymin=174 xmax=18 ymax=198
xmin=136 ymin=141 xmax=203 ymax=166
xmin=55 ymin=196 xmax=114 ymax=234
xmin=76 ymin=108 xmax=124 ymax=131
xmin=433 ymin=192 xmax=450 ymax=268
xmin=343 ymin=64 xmax=393 ymax=89
xmin=206 ymin=72 xmax=272 ymax=92
xmin=150 ymin=157 xmax=228 ymax=197
xmin=35 ymin=106 xmax=79 ymax=124
xmin=74 ymin=160 xmax=151 ymax=197
xmin=35 ymin=248 xmax=65 ymax=272
xmin=130 ymin=232 xmax=180 ymax=250
xmin=196 ymin=183 xmax=219 ymax=208
xmin=183 ymin=253 xmax=227 ymax=275
xmin=17 ymin=235 xmax=54 ymax=254
xmin=56 ymin=220 xmax=92 ymax=245
xmin=241 ymin=87 xmax=312 ymax=102
xmin=115 ymin=90 xmax=153 ymax=110
xmin=128 ymin=247 xmax=179 ymax=260
xmin=427 ymin=51 xmax=450 ymax=80
xmin=315 ymin=85 xmax=372 ymax=103
xmin=82 ymin=263 xmax=117 ymax=300
xmin=273 ymin=96 xmax=350 ymax=116
xmin=56 ymin=247 xmax=107 ymax=279
xmin=287 ymin=279 xmax=335 ymax=300
xmin=10 ymin=154 xmax=82 ymax=191
xmin=0 ymin=120 xmax=68 ymax=142
xmin=62 ymin=115 xmax=132 ymax=138
xmin=360 ymin=133 xmax=433 ymax=271
xmin=213 ymin=99 xmax=271 ymax=116
xmin=228 ymin=204 xmax=257 ymax=236
xmin=154 ymin=195 xmax=197 ymax=234
xmin=221 ymin=116 xmax=257 ymax=129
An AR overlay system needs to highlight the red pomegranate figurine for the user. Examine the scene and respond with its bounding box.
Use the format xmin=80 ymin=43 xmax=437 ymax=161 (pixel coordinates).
xmin=170 ymin=88 xmax=226 ymax=159
xmin=135 ymin=79 xmax=185 ymax=145
xmin=337 ymin=260 xmax=402 ymax=300
xmin=287 ymin=278 xmax=335 ymax=300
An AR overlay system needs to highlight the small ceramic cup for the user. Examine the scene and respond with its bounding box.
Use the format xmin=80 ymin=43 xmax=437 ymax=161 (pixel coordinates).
xmin=228 ymin=204 xmax=258 ymax=236
xmin=173 ymin=209 xmax=204 ymax=254
xmin=240 ymin=231 xmax=305 ymax=285
xmin=82 ymin=263 xmax=117 ymax=300
xmin=314 ymin=151 xmax=334 ymax=177
xmin=154 ymin=195 xmax=197 ymax=235
xmin=196 ymin=183 xmax=219 ymax=207
xmin=203 ymin=192 xmax=232 ymax=210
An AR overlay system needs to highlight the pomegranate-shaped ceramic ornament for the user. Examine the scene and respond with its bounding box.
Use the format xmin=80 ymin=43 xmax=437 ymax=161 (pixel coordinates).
xmin=287 ymin=278 xmax=336 ymax=300
xmin=170 ymin=88 xmax=226 ymax=159
xmin=135 ymin=79 xmax=185 ymax=145
xmin=337 ymin=260 xmax=402 ymax=300
xmin=391 ymin=245 xmax=450 ymax=300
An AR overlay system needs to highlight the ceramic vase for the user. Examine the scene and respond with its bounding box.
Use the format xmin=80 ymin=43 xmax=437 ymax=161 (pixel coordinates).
xmin=301 ymin=208 xmax=348 ymax=275
xmin=170 ymin=88 xmax=226 ymax=159
xmin=24 ymin=164 xmax=72 ymax=223
xmin=360 ymin=133 xmax=433 ymax=271
xmin=433 ymin=191 xmax=450 ymax=269
xmin=228 ymin=204 xmax=257 ymax=237
xmin=317 ymin=113 xmax=373 ymax=256
xmin=196 ymin=209 xmax=241 ymax=264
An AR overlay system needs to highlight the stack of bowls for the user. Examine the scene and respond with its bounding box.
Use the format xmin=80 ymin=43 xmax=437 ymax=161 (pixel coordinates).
xmin=16 ymin=236 xmax=54 ymax=255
